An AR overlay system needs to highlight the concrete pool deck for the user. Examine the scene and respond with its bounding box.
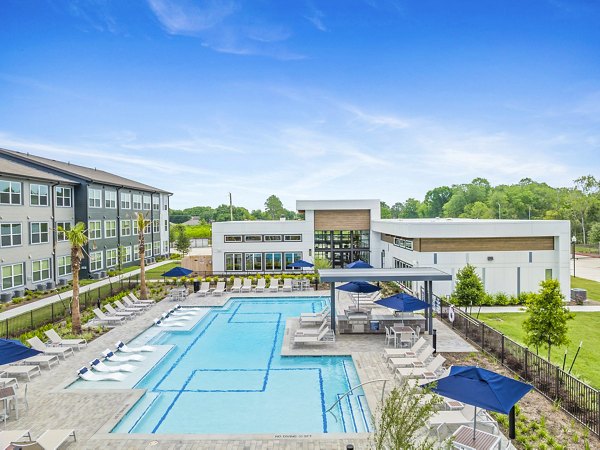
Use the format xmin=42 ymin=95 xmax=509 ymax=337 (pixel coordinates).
xmin=2 ymin=289 xmax=479 ymax=449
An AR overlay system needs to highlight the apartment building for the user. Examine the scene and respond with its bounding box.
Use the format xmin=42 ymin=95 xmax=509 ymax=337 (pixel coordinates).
xmin=212 ymin=199 xmax=571 ymax=298
xmin=0 ymin=148 xmax=171 ymax=298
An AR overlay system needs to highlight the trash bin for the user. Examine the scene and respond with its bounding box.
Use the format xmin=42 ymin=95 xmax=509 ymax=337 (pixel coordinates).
xmin=193 ymin=281 xmax=200 ymax=292
xmin=571 ymin=288 xmax=587 ymax=305
xmin=370 ymin=321 xmax=380 ymax=332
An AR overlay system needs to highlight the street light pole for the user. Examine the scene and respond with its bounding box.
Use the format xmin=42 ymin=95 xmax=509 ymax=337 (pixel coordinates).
xmin=498 ymin=203 xmax=501 ymax=219
xmin=572 ymin=236 xmax=577 ymax=278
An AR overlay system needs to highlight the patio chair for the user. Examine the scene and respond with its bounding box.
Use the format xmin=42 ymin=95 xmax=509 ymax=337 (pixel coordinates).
xmin=114 ymin=299 xmax=144 ymax=313
xmin=26 ymin=337 xmax=74 ymax=360
xmin=254 ymin=279 xmax=266 ymax=292
xmin=241 ymin=278 xmax=253 ymax=293
xmin=154 ymin=318 xmax=186 ymax=327
xmin=124 ymin=294 xmax=154 ymax=306
xmin=387 ymin=346 xmax=434 ymax=370
xmin=230 ymin=278 xmax=242 ymax=293
xmin=115 ymin=341 xmax=155 ymax=353
xmin=384 ymin=326 xmax=394 ymax=346
xmin=0 ymin=430 xmax=31 ymax=450
xmin=395 ymin=331 xmax=413 ymax=349
xmin=102 ymin=349 xmax=145 ymax=362
xmin=22 ymin=354 xmax=60 ymax=370
xmin=93 ymin=308 xmax=125 ymax=326
xmin=77 ymin=366 xmax=125 ymax=381
xmin=44 ymin=329 xmax=87 ymax=350
xmin=0 ymin=365 xmax=41 ymax=381
xmin=212 ymin=281 xmax=226 ymax=296
xmin=429 ymin=407 xmax=497 ymax=438
xmin=299 ymin=311 xmax=330 ymax=326
xmin=90 ymin=358 xmax=135 ymax=373
xmin=282 ymin=278 xmax=293 ymax=292
xmin=10 ymin=428 xmax=76 ymax=450
xmin=293 ymin=326 xmax=330 ymax=345
xmin=395 ymin=354 xmax=446 ymax=380
xmin=104 ymin=304 xmax=134 ymax=319
xmin=197 ymin=282 xmax=211 ymax=296
xmin=300 ymin=305 xmax=329 ymax=318
xmin=268 ymin=279 xmax=280 ymax=292
xmin=294 ymin=319 xmax=329 ymax=338
xmin=382 ymin=337 xmax=428 ymax=361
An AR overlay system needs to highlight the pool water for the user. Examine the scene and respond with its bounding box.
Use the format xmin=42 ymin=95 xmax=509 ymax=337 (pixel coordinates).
xmin=112 ymin=297 xmax=371 ymax=435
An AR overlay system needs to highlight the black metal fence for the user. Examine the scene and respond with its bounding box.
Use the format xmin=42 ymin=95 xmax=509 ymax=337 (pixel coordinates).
xmin=0 ymin=276 xmax=139 ymax=339
xmin=438 ymin=299 xmax=600 ymax=436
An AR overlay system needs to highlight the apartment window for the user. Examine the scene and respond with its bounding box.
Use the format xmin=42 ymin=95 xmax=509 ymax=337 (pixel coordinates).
xmin=56 ymin=186 xmax=72 ymax=207
xmin=152 ymin=197 xmax=160 ymax=211
xmin=393 ymin=237 xmax=413 ymax=251
xmin=57 ymin=256 xmax=72 ymax=277
xmin=120 ymin=220 xmax=131 ymax=237
xmin=153 ymin=241 xmax=160 ymax=256
xmin=2 ymin=263 xmax=24 ymax=290
xmin=132 ymin=220 xmax=139 ymax=236
xmin=224 ymin=235 xmax=242 ymax=243
xmin=163 ymin=240 xmax=169 ymax=253
xmin=105 ymin=190 xmax=117 ymax=209
xmin=30 ymin=222 xmax=49 ymax=244
xmin=120 ymin=192 xmax=131 ymax=209
xmin=133 ymin=246 xmax=140 ymax=261
xmin=153 ymin=219 xmax=160 ymax=234
xmin=284 ymin=252 xmax=303 ymax=270
xmin=104 ymin=220 xmax=117 ymax=238
xmin=164 ymin=220 xmax=168 ymax=232
xmin=32 ymin=258 xmax=51 ymax=282
xmin=123 ymin=246 xmax=132 ymax=263
xmin=88 ymin=188 xmax=102 ymax=208
xmin=0 ymin=180 xmax=22 ymax=205
xmin=264 ymin=235 xmax=282 ymax=242
xmin=132 ymin=194 xmax=142 ymax=210
xmin=244 ymin=235 xmax=262 ymax=242
xmin=145 ymin=243 xmax=152 ymax=257
xmin=88 ymin=221 xmax=102 ymax=240
xmin=545 ymin=269 xmax=553 ymax=280
xmin=56 ymin=221 xmax=72 ymax=242
xmin=1 ymin=223 xmax=22 ymax=247
xmin=284 ymin=234 xmax=302 ymax=242
xmin=144 ymin=221 xmax=151 ymax=234
xmin=90 ymin=251 xmax=103 ymax=271
xmin=265 ymin=253 xmax=282 ymax=271
xmin=30 ymin=184 xmax=49 ymax=206
xmin=245 ymin=253 xmax=262 ymax=271
xmin=143 ymin=195 xmax=151 ymax=210
xmin=106 ymin=248 xmax=118 ymax=268
xmin=225 ymin=253 xmax=243 ymax=271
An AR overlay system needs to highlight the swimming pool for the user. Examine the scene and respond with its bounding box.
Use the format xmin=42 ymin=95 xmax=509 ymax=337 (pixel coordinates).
xmin=112 ymin=297 xmax=371 ymax=435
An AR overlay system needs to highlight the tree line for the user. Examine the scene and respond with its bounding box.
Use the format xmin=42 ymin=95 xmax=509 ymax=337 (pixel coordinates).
xmin=171 ymin=176 xmax=600 ymax=244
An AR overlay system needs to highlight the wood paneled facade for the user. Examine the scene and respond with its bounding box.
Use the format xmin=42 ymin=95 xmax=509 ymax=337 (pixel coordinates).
xmin=381 ymin=234 xmax=555 ymax=252
xmin=314 ymin=210 xmax=370 ymax=231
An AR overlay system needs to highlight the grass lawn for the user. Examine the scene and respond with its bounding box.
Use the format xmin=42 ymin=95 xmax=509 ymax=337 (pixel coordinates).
xmin=571 ymin=276 xmax=600 ymax=300
xmin=479 ymin=312 xmax=600 ymax=388
xmin=145 ymin=261 xmax=181 ymax=279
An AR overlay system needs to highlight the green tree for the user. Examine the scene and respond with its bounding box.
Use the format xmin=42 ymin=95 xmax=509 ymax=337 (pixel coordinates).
xmin=136 ymin=212 xmax=151 ymax=300
xmin=420 ymin=186 xmax=453 ymax=218
xmin=523 ymin=279 xmax=573 ymax=359
xmin=58 ymin=222 xmax=88 ymax=334
xmin=588 ymin=222 xmax=600 ymax=244
xmin=371 ymin=378 xmax=441 ymax=450
xmin=380 ymin=201 xmax=392 ymax=219
xmin=174 ymin=225 xmax=191 ymax=257
xmin=451 ymin=264 xmax=485 ymax=314
xmin=265 ymin=195 xmax=285 ymax=219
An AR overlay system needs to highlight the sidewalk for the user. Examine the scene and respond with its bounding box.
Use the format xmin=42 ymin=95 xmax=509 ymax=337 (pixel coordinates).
xmin=0 ymin=259 xmax=173 ymax=321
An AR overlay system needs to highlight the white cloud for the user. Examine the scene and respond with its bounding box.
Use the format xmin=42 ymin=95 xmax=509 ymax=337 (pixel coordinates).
xmin=147 ymin=0 xmax=237 ymax=35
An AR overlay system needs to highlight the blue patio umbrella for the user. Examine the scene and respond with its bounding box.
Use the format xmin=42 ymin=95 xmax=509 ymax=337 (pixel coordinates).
xmin=161 ymin=266 xmax=193 ymax=278
xmin=286 ymin=259 xmax=314 ymax=269
xmin=423 ymin=365 xmax=533 ymax=440
xmin=346 ymin=260 xmax=373 ymax=269
xmin=374 ymin=292 xmax=431 ymax=324
xmin=0 ymin=338 xmax=42 ymax=365
xmin=336 ymin=281 xmax=380 ymax=311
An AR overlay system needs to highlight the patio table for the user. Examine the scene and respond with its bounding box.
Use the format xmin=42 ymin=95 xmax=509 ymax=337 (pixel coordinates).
xmin=391 ymin=325 xmax=415 ymax=347
xmin=451 ymin=425 xmax=500 ymax=450
xmin=0 ymin=386 xmax=17 ymax=421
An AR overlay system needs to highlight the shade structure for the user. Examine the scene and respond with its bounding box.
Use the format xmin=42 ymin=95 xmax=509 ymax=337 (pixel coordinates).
xmin=286 ymin=259 xmax=314 ymax=269
xmin=423 ymin=365 xmax=533 ymax=439
xmin=161 ymin=266 xmax=193 ymax=277
xmin=346 ymin=260 xmax=373 ymax=269
xmin=375 ymin=293 xmax=430 ymax=312
xmin=0 ymin=338 xmax=42 ymax=365
xmin=336 ymin=281 xmax=380 ymax=311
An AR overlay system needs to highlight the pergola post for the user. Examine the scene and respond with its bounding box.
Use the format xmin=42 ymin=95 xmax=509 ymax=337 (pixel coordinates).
xmin=423 ymin=281 xmax=429 ymax=333
xmin=330 ymin=282 xmax=336 ymax=333
xmin=427 ymin=280 xmax=434 ymax=335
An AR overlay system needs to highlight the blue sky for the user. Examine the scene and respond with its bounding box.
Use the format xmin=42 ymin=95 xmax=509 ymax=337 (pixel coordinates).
xmin=1 ymin=0 xmax=599 ymax=210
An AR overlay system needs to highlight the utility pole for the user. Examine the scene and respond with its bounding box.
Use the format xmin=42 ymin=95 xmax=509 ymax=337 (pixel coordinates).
xmin=228 ymin=192 xmax=233 ymax=221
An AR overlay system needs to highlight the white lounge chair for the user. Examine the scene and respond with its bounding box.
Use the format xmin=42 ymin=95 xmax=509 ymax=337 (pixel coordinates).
xmin=282 ymin=278 xmax=293 ymax=292
xmin=77 ymin=366 xmax=125 ymax=381
xmin=230 ymin=278 xmax=242 ymax=293
xmin=16 ymin=429 xmax=77 ymax=450
xmin=167 ymin=307 xmax=196 ymax=317
xmin=93 ymin=308 xmax=125 ymax=325
xmin=388 ymin=346 xmax=434 ymax=370
xmin=27 ymin=337 xmax=74 ymax=360
xmin=161 ymin=312 xmax=192 ymax=321
xmin=0 ymin=430 xmax=31 ymax=450
xmin=123 ymin=296 xmax=152 ymax=308
xmin=294 ymin=319 xmax=328 ymax=337
xmin=116 ymin=341 xmax=155 ymax=353
xmin=241 ymin=278 xmax=253 ymax=293
xmin=254 ymin=279 xmax=266 ymax=292
xmin=396 ymin=355 xmax=446 ymax=379
xmin=383 ymin=337 xmax=428 ymax=361
xmin=44 ymin=329 xmax=87 ymax=350
xmin=429 ymin=407 xmax=497 ymax=437
xmin=212 ymin=281 xmax=226 ymax=296
xmin=127 ymin=293 xmax=154 ymax=305
xmin=104 ymin=303 xmax=134 ymax=319
xmin=299 ymin=311 xmax=330 ymax=326
xmin=102 ymin=349 xmax=145 ymax=362
xmin=294 ymin=326 xmax=330 ymax=345
xmin=22 ymin=354 xmax=60 ymax=369
xmin=268 ymin=279 xmax=280 ymax=292
xmin=90 ymin=358 xmax=135 ymax=372
xmin=197 ymin=282 xmax=211 ymax=296
xmin=154 ymin=318 xmax=186 ymax=327
xmin=301 ymin=305 xmax=330 ymax=318
xmin=114 ymin=299 xmax=144 ymax=313
xmin=0 ymin=364 xmax=41 ymax=381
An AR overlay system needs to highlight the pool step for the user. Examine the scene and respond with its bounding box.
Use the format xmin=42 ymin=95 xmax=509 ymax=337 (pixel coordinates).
xmin=337 ymin=392 xmax=371 ymax=433
xmin=115 ymin=392 xmax=160 ymax=433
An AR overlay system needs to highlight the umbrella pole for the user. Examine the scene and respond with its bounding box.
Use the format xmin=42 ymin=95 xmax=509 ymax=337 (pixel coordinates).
xmin=473 ymin=406 xmax=477 ymax=441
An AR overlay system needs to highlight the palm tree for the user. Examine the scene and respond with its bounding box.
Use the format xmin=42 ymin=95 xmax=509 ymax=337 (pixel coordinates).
xmin=136 ymin=212 xmax=151 ymax=300
xmin=59 ymin=222 xmax=88 ymax=334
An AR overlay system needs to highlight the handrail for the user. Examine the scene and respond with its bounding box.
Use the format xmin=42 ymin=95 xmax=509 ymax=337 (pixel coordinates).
xmin=326 ymin=378 xmax=390 ymax=413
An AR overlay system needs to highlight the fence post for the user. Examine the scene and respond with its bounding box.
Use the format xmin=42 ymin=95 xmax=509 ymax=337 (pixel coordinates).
xmin=481 ymin=323 xmax=485 ymax=349
xmin=555 ymin=366 xmax=560 ymax=400
xmin=524 ymin=350 xmax=528 ymax=380
xmin=30 ymin=310 xmax=34 ymax=329
xmin=5 ymin=320 xmax=8 ymax=339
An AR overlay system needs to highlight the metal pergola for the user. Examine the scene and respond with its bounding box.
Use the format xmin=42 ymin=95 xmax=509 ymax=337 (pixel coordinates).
xmin=318 ymin=268 xmax=453 ymax=334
